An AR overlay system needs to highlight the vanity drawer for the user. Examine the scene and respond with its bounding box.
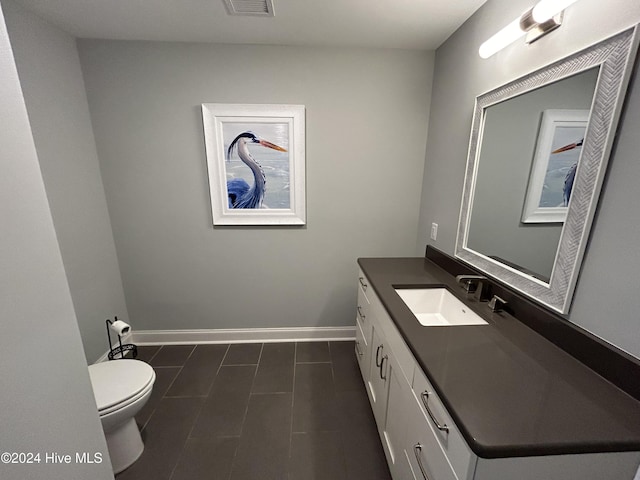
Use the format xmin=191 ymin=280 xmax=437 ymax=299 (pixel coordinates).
xmin=406 ymin=392 xmax=458 ymax=480
xmin=358 ymin=268 xmax=372 ymax=304
xmin=413 ymin=368 xmax=476 ymax=480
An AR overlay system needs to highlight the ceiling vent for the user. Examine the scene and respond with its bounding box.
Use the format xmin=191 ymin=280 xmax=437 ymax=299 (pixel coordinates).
xmin=223 ymin=0 xmax=275 ymax=16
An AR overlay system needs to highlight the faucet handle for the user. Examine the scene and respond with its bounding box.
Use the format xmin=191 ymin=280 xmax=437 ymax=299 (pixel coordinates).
xmin=455 ymin=274 xmax=486 ymax=282
xmin=488 ymin=295 xmax=507 ymax=312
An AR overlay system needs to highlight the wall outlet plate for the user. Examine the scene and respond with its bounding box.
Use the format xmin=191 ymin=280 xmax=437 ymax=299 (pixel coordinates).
xmin=430 ymin=222 xmax=438 ymax=241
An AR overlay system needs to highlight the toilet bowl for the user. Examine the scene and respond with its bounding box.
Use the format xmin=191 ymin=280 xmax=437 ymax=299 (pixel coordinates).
xmin=89 ymin=359 xmax=156 ymax=474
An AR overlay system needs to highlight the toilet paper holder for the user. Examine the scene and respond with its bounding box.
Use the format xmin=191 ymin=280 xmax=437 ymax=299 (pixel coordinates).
xmin=106 ymin=317 xmax=138 ymax=360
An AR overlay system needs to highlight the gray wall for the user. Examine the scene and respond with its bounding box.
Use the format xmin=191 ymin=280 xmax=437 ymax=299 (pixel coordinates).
xmin=3 ymin=0 xmax=128 ymax=363
xmin=78 ymin=40 xmax=434 ymax=331
xmin=0 ymin=3 xmax=112 ymax=479
xmin=418 ymin=0 xmax=640 ymax=358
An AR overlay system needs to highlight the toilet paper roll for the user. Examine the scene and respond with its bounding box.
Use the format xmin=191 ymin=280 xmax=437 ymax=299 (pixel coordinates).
xmin=109 ymin=320 xmax=131 ymax=336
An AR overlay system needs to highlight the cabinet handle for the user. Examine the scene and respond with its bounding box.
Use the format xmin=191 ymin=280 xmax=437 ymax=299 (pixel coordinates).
xmin=359 ymin=277 xmax=368 ymax=291
xmin=355 ymin=341 xmax=364 ymax=357
xmin=357 ymin=306 xmax=366 ymax=321
xmin=375 ymin=344 xmax=383 ymax=367
xmin=413 ymin=444 xmax=432 ymax=480
xmin=379 ymin=355 xmax=388 ymax=380
xmin=420 ymin=391 xmax=449 ymax=433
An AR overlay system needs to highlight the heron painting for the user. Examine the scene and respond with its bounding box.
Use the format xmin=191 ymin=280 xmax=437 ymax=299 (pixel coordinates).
xmin=224 ymin=128 xmax=289 ymax=209
xmin=202 ymin=103 xmax=306 ymax=225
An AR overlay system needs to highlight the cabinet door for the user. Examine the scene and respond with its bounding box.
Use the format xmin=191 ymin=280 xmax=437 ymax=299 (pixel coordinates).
xmin=382 ymin=350 xmax=414 ymax=480
xmin=367 ymin=325 xmax=388 ymax=430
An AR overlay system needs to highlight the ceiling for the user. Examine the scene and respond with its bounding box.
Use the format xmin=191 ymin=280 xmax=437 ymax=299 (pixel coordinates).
xmin=11 ymin=0 xmax=487 ymax=50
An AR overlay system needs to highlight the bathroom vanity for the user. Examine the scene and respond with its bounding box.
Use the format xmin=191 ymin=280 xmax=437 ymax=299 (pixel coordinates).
xmin=355 ymin=252 xmax=640 ymax=480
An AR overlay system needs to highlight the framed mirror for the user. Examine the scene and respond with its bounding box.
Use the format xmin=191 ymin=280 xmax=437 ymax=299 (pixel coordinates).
xmin=456 ymin=27 xmax=639 ymax=314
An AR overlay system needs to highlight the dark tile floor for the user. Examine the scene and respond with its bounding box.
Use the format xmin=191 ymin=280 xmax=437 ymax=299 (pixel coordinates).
xmin=116 ymin=341 xmax=391 ymax=480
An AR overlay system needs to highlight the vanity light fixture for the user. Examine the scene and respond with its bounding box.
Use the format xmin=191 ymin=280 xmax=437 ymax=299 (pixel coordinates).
xmin=478 ymin=18 xmax=526 ymax=59
xmin=479 ymin=0 xmax=579 ymax=59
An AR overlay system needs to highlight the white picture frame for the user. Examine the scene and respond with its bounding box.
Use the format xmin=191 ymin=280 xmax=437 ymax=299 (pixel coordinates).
xmin=521 ymin=109 xmax=589 ymax=223
xmin=202 ymin=103 xmax=306 ymax=225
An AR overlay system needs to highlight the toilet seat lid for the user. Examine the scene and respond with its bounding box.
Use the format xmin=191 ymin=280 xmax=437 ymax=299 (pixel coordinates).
xmin=89 ymin=359 xmax=155 ymax=412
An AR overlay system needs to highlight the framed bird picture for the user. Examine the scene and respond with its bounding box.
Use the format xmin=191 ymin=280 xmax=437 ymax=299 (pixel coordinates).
xmin=202 ymin=103 xmax=306 ymax=225
xmin=521 ymin=109 xmax=589 ymax=223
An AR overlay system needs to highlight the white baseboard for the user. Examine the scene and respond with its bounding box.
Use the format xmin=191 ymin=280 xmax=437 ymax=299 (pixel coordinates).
xmin=131 ymin=326 xmax=356 ymax=346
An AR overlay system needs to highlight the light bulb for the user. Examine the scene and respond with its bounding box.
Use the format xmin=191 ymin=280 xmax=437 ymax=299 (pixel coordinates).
xmin=532 ymin=0 xmax=579 ymax=23
xmin=479 ymin=18 xmax=526 ymax=59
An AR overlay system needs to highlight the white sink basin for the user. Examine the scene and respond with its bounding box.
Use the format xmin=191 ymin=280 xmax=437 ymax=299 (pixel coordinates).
xmin=395 ymin=288 xmax=488 ymax=326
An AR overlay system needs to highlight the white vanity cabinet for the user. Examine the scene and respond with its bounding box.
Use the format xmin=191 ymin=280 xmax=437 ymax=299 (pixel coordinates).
xmin=355 ymin=269 xmax=640 ymax=480
xmin=358 ymin=271 xmax=416 ymax=479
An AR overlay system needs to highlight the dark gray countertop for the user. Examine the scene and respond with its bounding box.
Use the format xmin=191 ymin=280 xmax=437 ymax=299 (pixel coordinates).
xmin=358 ymin=257 xmax=640 ymax=459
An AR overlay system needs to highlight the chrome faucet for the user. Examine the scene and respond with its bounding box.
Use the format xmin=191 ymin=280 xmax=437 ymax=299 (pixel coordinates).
xmin=455 ymin=275 xmax=491 ymax=301
xmin=455 ymin=275 xmax=486 ymax=293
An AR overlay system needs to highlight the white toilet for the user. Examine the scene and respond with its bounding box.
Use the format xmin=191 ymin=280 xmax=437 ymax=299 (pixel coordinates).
xmin=88 ymin=359 xmax=156 ymax=474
